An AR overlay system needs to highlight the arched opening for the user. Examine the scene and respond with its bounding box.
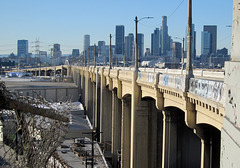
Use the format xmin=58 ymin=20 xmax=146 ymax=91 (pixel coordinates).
xmin=141 ymin=96 xmax=163 ymax=167
xmin=195 ymin=124 xmax=221 ymax=168
xmin=162 ymin=106 xmax=201 ymax=167
xmin=111 ymin=88 xmax=122 ymax=168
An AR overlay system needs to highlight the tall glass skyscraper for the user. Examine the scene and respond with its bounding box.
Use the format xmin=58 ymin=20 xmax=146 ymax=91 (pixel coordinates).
xmin=137 ymin=33 xmax=144 ymax=58
xmin=203 ymin=25 xmax=217 ymax=54
xmin=125 ymin=33 xmax=134 ymax=61
xmin=84 ymin=34 xmax=90 ymax=53
xmin=17 ymin=40 xmax=28 ymax=57
xmin=161 ymin=16 xmax=169 ymax=55
xmin=201 ymin=31 xmax=211 ymax=55
xmin=115 ymin=25 xmax=125 ymax=55
xmin=151 ymin=28 xmax=160 ymax=56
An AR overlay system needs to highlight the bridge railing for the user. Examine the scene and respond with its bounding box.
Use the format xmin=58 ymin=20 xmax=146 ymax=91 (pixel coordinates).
xmin=189 ymin=78 xmax=225 ymax=104
xmin=136 ymin=69 xmax=225 ymax=105
xmin=159 ymin=74 xmax=185 ymax=92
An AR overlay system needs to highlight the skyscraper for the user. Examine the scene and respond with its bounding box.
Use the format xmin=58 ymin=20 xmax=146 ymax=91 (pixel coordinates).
xmin=115 ymin=25 xmax=125 ymax=55
xmin=203 ymin=25 xmax=217 ymax=54
xmin=52 ymin=43 xmax=61 ymax=58
xmin=161 ymin=16 xmax=169 ymax=55
xmin=72 ymin=49 xmax=80 ymax=57
xmin=83 ymin=35 xmax=90 ymax=53
xmin=201 ymin=31 xmax=211 ymax=55
xmin=17 ymin=40 xmax=28 ymax=57
xmin=151 ymin=28 xmax=160 ymax=56
xmin=172 ymin=42 xmax=182 ymax=62
xmin=125 ymin=33 xmax=134 ymax=61
xmin=137 ymin=33 xmax=144 ymax=58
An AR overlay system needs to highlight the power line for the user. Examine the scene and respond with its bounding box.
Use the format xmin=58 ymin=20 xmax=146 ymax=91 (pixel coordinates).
xmin=168 ymin=0 xmax=185 ymax=18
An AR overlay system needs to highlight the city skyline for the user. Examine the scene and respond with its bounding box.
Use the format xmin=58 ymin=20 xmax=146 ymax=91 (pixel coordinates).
xmin=0 ymin=0 xmax=233 ymax=55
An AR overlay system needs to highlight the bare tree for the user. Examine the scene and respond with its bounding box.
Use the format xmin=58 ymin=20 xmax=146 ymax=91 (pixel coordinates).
xmin=0 ymin=81 xmax=70 ymax=168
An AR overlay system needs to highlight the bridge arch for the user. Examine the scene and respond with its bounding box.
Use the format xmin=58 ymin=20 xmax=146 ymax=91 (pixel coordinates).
xmin=162 ymin=106 xmax=201 ymax=167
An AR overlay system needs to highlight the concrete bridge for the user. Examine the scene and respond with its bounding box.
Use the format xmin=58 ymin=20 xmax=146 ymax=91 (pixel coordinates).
xmin=22 ymin=65 xmax=225 ymax=168
xmin=19 ymin=0 xmax=240 ymax=167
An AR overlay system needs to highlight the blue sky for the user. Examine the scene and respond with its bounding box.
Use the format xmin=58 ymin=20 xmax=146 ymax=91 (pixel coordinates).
xmin=0 ymin=0 xmax=233 ymax=55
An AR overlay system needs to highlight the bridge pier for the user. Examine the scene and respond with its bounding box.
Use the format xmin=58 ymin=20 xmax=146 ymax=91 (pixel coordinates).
xmin=111 ymin=89 xmax=122 ymax=168
xmin=100 ymin=68 xmax=112 ymax=151
xmin=162 ymin=108 xmax=201 ymax=168
xmin=80 ymin=70 xmax=85 ymax=105
xmin=121 ymin=96 xmax=131 ymax=168
xmin=94 ymin=69 xmax=101 ymax=139
xmin=195 ymin=126 xmax=220 ymax=168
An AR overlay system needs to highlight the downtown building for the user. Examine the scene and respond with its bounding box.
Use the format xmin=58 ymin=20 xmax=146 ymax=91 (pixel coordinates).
xmin=161 ymin=16 xmax=170 ymax=56
xmin=115 ymin=25 xmax=125 ymax=55
xmin=17 ymin=40 xmax=28 ymax=57
xmin=151 ymin=28 xmax=161 ymax=56
xmin=204 ymin=25 xmax=217 ymax=54
xmin=83 ymin=34 xmax=90 ymax=56
xmin=125 ymin=33 xmax=134 ymax=64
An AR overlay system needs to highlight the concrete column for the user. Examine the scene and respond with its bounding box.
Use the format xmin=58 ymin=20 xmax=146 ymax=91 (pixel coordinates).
xmin=195 ymin=127 xmax=220 ymax=168
xmin=162 ymin=110 xmax=178 ymax=168
xmin=121 ymin=97 xmax=131 ymax=168
xmin=148 ymin=100 xmax=161 ymax=168
xmin=135 ymin=100 xmax=149 ymax=168
xmin=92 ymin=81 xmax=96 ymax=126
xmin=95 ymin=69 xmax=101 ymax=139
xmin=77 ymin=71 xmax=81 ymax=97
xmin=80 ymin=70 xmax=85 ymax=104
xmin=84 ymin=70 xmax=90 ymax=113
xmin=111 ymin=90 xmax=122 ymax=168
xmin=87 ymin=79 xmax=93 ymax=122
xmin=100 ymin=68 xmax=112 ymax=151
xmin=67 ymin=66 xmax=71 ymax=77
xmin=130 ymin=70 xmax=140 ymax=168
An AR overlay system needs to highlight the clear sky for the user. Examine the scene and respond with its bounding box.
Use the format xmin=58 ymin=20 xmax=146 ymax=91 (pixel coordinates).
xmin=0 ymin=0 xmax=233 ymax=56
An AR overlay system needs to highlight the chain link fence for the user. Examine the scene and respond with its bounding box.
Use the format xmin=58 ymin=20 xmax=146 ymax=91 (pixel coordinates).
xmin=0 ymin=81 xmax=70 ymax=167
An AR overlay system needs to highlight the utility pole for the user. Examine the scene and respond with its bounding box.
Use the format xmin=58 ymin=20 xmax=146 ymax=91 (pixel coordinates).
xmin=182 ymin=37 xmax=185 ymax=70
xmin=84 ymin=50 xmax=86 ymax=67
xmin=134 ymin=16 xmax=153 ymax=70
xmin=88 ymin=47 xmax=90 ymax=67
xmin=186 ymin=0 xmax=193 ymax=77
xmin=135 ymin=16 xmax=138 ymax=71
xmin=109 ymin=34 xmax=112 ymax=69
xmin=94 ymin=44 xmax=96 ymax=68
xmin=34 ymin=38 xmax=40 ymax=76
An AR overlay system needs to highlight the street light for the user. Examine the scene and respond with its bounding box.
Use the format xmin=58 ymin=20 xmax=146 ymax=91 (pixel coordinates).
xmin=175 ymin=37 xmax=185 ymax=70
xmin=109 ymin=34 xmax=115 ymax=69
xmin=134 ymin=16 xmax=153 ymax=71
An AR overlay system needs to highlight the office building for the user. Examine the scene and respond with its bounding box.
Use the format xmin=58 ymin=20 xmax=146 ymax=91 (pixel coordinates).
xmin=161 ymin=16 xmax=169 ymax=55
xmin=72 ymin=49 xmax=80 ymax=57
xmin=137 ymin=33 xmax=144 ymax=58
xmin=172 ymin=42 xmax=182 ymax=62
xmin=151 ymin=28 xmax=160 ymax=56
xmin=204 ymin=25 xmax=217 ymax=54
xmin=201 ymin=31 xmax=211 ymax=55
xmin=17 ymin=40 xmax=28 ymax=57
xmin=125 ymin=33 xmax=134 ymax=62
xmin=83 ymin=35 xmax=90 ymax=54
xmin=145 ymin=48 xmax=151 ymax=57
xmin=115 ymin=25 xmax=125 ymax=55
xmin=98 ymin=41 xmax=105 ymax=58
xmin=52 ymin=44 xmax=62 ymax=58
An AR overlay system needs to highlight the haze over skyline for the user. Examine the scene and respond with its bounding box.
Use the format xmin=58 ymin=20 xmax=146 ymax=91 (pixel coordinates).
xmin=0 ymin=0 xmax=233 ymax=56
